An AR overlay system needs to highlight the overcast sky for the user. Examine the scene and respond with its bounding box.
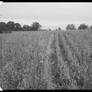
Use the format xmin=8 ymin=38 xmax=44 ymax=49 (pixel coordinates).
xmin=0 ymin=2 xmax=92 ymax=29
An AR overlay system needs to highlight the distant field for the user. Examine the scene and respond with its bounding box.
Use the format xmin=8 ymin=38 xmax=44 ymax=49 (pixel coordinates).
xmin=0 ymin=30 xmax=92 ymax=90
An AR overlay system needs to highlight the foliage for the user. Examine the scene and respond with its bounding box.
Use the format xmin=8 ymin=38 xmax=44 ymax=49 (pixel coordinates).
xmin=89 ymin=26 xmax=92 ymax=30
xmin=66 ymin=24 xmax=76 ymax=30
xmin=14 ymin=23 xmax=22 ymax=31
xmin=0 ymin=22 xmax=8 ymax=33
xmin=31 ymin=22 xmax=41 ymax=31
xmin=22 ymin=25 xmax=32 ymax=31
xmin=78 ymin=24 xmax=88 ymax=30
xmin=0 ymin=21 xmax=42 ymax=33
xmin=57 ymin=27 xmax=61 ymax=30
xmin=6 ymin=21 xmax=15 ymax=31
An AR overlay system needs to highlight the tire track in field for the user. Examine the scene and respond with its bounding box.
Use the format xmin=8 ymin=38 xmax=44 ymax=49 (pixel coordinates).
xmin=44 ymin=31 xmax=66 ymax=89
xmin=44 ymin=31 xmax=78 ymax=89
xmin=43 ymin=32 xmax=56 ymax=89
xmin=45 ymin=31 xmax=67 ymax=89
xmin=57 ymin=32 xmax=78 ymax=89
xmin=55 ymin=32 xmax=71 ymax=89
xmin=61 ymin=32 xmax=88 ymax=89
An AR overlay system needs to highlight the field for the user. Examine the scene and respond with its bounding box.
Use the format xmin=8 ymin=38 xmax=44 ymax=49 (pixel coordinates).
xmin=0 ymin=30 xmax=92 ymax=90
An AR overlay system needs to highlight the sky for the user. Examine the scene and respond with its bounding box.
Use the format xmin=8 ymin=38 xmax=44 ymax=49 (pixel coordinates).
xmin=0 ymin=2 xmax=92 ymax=29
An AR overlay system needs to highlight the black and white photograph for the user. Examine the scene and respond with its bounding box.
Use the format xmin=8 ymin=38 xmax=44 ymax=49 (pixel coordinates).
xmin=0 ymin=2 xmax=92 ymax=90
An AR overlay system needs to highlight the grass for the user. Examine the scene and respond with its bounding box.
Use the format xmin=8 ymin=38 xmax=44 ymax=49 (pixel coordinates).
xmin=0 ymin=30 xmax=92 ymax=90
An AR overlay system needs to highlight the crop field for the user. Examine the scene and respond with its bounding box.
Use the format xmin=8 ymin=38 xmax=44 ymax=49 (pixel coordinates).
xmin=0 ymin=30 xmax=92 ymax=90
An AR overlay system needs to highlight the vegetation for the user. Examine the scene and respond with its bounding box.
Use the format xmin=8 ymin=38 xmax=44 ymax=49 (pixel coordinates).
xmin=78 ymin=24 xmax=88 ymax=30
xmin=0 ymin=20 xmax=92 ymax=33
xmin=31 ymin=22 xmax=41 ymax=31
xmin=66 ymin=24 xmax=76 ymax=30
xmin=0 ymin=30 xmax=92 ymax=90
xmin=89 ymin=25 xmax=92 ymax=30
xmin=0 ymin=21 xmax=42 ymax=33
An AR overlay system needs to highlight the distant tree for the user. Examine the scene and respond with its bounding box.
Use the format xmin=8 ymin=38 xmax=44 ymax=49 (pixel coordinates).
xmin=6 ymin=21 xmax=15 ymax=31
xmin=31 ymin=22 xmax=41 ymax=31
xmin=22 ymin=25 xmax=32 ymax=31
xmin=48 ymin=28 xmax=52 ymax=31
xmin=78 ymin=24 xmax=88 ymax=30
xmin=58 ymin=27 xmax=61 ymax=30
xmin=0 ymin=21 xmax=42 ymax=32
xmin=14 ymin=23 xmax=22 ymax=31
xmin=66 ymin=24 xmax=76 ymax=30
xmin=0 ymin=22 xmax=8 ymax=33
xmin=89 ymin=25 xmax=92 ymax=30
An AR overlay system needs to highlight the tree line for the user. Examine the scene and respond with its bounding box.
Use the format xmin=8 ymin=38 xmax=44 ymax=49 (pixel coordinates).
xmin=0 ymin=21 xmax=92 ymax=33
xmin=57 ymin=24 xmax=92 ymax=31
xmin=66 ymin=24 xmax=92 ymax=30
xmin=0 ymin=21 xmax=41 ymax=33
